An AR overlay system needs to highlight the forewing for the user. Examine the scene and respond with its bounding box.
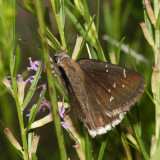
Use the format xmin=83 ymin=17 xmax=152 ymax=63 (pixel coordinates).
xmin=78 ymin=59 xmax=145 ymax=127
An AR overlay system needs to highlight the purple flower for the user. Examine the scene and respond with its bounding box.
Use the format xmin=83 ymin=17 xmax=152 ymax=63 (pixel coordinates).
xmin=61 ymin=122 xmax=69 ymax=130
xmin=28 ymin=57 xmax=54 ymax=72
xmin=38 ymin=99 xmax=52 ymax=113
xmin=59 ymin=107 xmax=69 ymax=130
xmin=28 ymin=58 xmax=40 ymax=71
xmin=40 ymin=84 xmax=47 ymax=97
xmin=59 ymin=107 xmax=65 ymax=118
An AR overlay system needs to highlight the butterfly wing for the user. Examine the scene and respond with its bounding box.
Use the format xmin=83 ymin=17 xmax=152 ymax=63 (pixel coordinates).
xmin=57 ymin=53 xmax=145 ymax=137
xmin=76 ymin=59 xmax=145 ymax=137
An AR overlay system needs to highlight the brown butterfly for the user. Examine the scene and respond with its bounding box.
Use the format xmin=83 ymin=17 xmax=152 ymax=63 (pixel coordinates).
xmin=55 ymin=51 xmax=145 ymax=137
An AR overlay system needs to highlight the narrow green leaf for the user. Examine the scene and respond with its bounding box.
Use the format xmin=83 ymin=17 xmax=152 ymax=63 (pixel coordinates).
xmin=128 ymin=46 xmax=137 ymax=72
xmin=75 ymin=15 xmax=96 ymax=60
xmin=128 ymin=113 xmax=150 ymax=160
xmin=116 ymin=37 xmax=125 ymax=65
xmin=118 ymin=126 xmax=133 ymax=160
xmin=90 ymin=45 xmax=98 ymax=60
xmin=45 ymin=7 xmax=51 ymax=30
xmin=121 ymin=1 xmax=133 ymax=32
xmin=112 ymin=0 xmax=122 ymax=39
xmin=82 ymin=0 xmax=90 ymax=23
xmin=144 ymin=88 xmax=154 ymax=103
xmin=96 ymin=0 xmax=100 ymax=34
xmin=53 ymin=76 xmax=70 ymax=103
xmin=156 ymin=11 xmax=160 ymax=29
xmin=51 ymin=0 xmax=66 ymax=48
xmin=13 ymin=45 xmax=21 ymax=77
xmin=53 ymin=0 xmax=60 ymax=14
xmin=46 ymin=28 xmax=62 ymax=51
xmin=60 ymin=0 xmax=65 ymax=30
xmin=65 ymin=7 xmax=106 ymax=61
xmin=85 ymin=131 xmax=92 ymax=160
xmin=28 ymin=131 xmax=34 ymax=155
xmin=65 ymin=6 xmax=94 ymax=47
xmin=96 ymin=39 xmax=107 ymax=61
xmin=144 ymin=10 xmax=153 ymax=40
xmin=103 ymin=2 xmax=113 ymax=37
xmin=98 ymin=138 xmax=107 ymax=160
xmin=22 ymin=59 xmax=44 ymax=110
xmin=25 ymin=88 xmax=46 ymax=132
xmin=65 ymin=0 xmax=79 ymax=12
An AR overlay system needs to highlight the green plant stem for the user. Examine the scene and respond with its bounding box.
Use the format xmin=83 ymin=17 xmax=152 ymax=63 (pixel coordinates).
xmin=96 ymin=0 xmax=100 ymax=35
xmin=117 ymin=126 xmax=133 ymax=160
xmin=154 ymin=0 xmax=160 ymax=141
xmin=55 ymin=15 xmax=67 ymax=49
xmin=11 ymin=78 xmax=29 ymax=160
xmin=50 ymin=0 xmax=67 ymax=49
xmin=154 ymin=0 xmax=159 ymax=18
xmin=155 ymin=30 xmax=160 ymax=64
xmin=9 ymin=0 xmax=28 ymax=159
xmin=35 ymin=0 xmax=67 ymax=159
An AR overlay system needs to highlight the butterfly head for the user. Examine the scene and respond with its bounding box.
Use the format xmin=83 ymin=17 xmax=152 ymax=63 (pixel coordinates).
xmin=54 ymin=51 xmax=70 ymax=64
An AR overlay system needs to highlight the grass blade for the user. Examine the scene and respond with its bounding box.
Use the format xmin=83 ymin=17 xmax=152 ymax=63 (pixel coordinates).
xmin=128 ymin=112 xmax=150 ymax=160
xmin=22 ymin=59 xmax=44 ymax=110
xmin=25 ymin=88 xmax=46 ymax=132
xmin=116 ymin=37 xmax=125 ymax=65
xmin=98 ymin=138 xmax=107 ymax=160
xmin=85 ymin=131 xmax=92 ymax=160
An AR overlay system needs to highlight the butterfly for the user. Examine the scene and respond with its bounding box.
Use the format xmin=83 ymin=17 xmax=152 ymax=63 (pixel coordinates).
xmin=55 ymin=51 xmax=145 ymax=137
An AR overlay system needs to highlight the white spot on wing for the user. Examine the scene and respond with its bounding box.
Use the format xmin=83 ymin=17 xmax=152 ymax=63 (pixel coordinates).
xmin=123 ymin=69 xmax=126 ymax=78
xmin=108 ymin=89 xmax=111 ymax=93
xmin=105 ymin=125 xmax=112 ymax=131
xmin=87 ymin=124 xmax=112 ymax=137
xmin=96 ymin=98 xmax=101 ymax=105
xmin=112 ymin=119 xmax=121 ymax=127
xmin=88 ymin=129 xmax=97 ymax=138
xmin=106 ymin=69 xmax=109 ymax=72
xmin=105 ymin=64 xmax=108 ymax=68
xmin=97 ymin=127 xmax=107 ymax=134
xmin=105 ymin=111 xmax=112 ymax=117
xmin=113 ymin=83 xmax=116 ymax=88
xmin=122 ymin=84 xmax=125 ymax=88
xmin=119 ymin=112 xmax=126 ymax=120
xmin=110 ymin=96 xmax=114 ymax=102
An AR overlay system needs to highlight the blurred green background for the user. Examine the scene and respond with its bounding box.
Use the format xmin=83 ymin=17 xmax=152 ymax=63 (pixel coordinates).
xmin=0 ymin=0 xmax=154 ymax=159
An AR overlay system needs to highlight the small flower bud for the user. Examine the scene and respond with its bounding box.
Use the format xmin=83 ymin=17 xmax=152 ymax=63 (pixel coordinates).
xmin=17 ymin=80 xmax=26 ymax=106
xmin=64 ymin=115 xmax=81 ymax=144
xmin=151 ymin=67 xmax=158 ymax=98
xmin=73 ymin=144 xmax=85 ymax=160
xmin=144 ymin=1 xmax=156 ymax=25
xmin=140 ymin=22 xmax=155 ymax=46
xmin=2 ymin=78 xmax=14 ymax=95
xmin=30 ymin=135 xmax=40 ymax=156
xmin=30 ymin=113 xmax=53 ymax=129
xmin=4 ymin=128 xmax=22 ymax=151
xmin=72 ymin=36 xmax=83 ymax=60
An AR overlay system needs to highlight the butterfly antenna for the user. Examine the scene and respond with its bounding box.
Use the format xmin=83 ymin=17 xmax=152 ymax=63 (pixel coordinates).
xmin=18 ymin=38 xmax=42 ymax=49
xmin=65 ymin=17 xmax=83 ymax=51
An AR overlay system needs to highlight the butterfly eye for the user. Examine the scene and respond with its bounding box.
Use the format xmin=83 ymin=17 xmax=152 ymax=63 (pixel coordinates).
xmin=54 ymin=51 xmax=70 ymax=63
xmin=54 ymin=56 xmax=58 ymax=62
